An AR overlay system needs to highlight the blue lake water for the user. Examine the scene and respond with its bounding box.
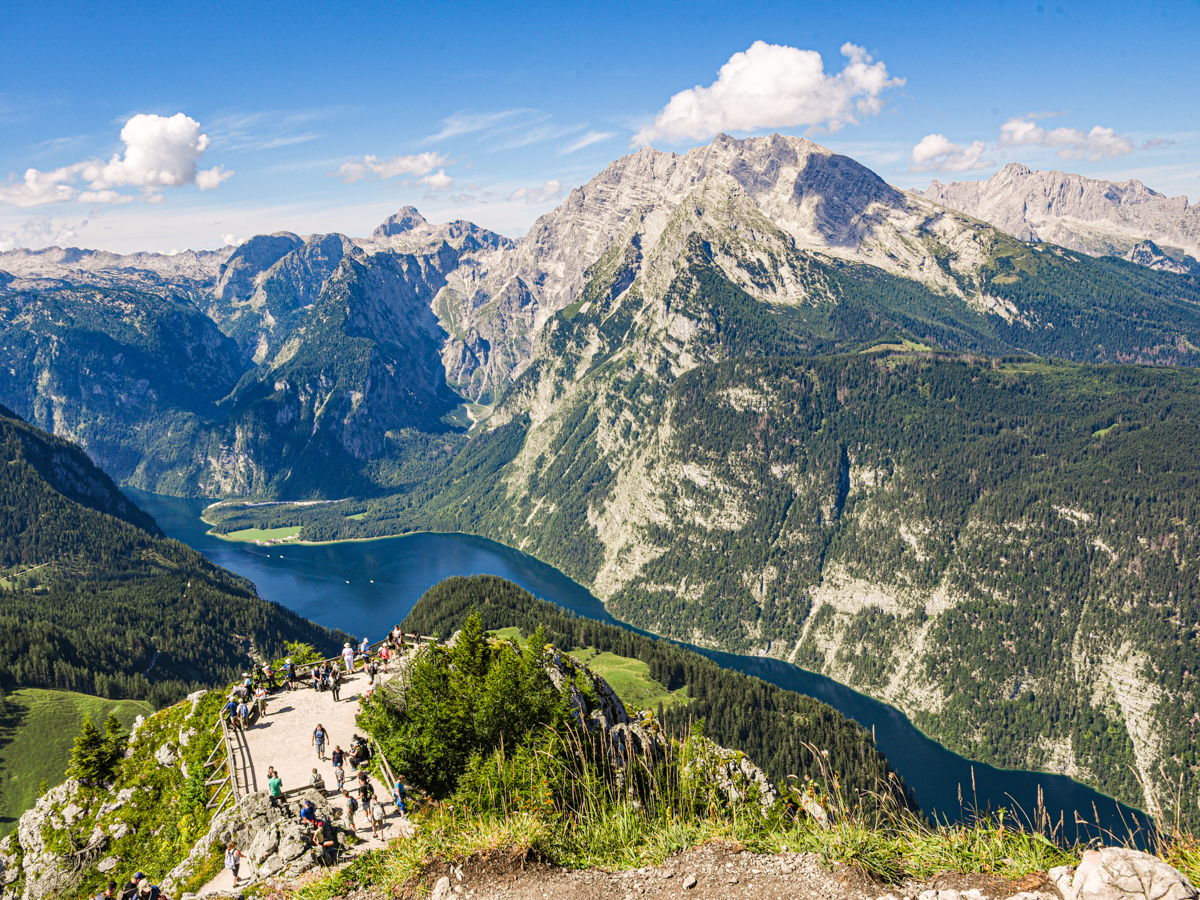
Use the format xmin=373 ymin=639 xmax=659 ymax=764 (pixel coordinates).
xmin=129 ymin=489 xmax=1152 ymax=844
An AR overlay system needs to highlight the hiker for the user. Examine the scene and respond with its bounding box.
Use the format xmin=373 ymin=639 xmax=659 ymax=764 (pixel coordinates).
xmin=312 ymin=723 xmax=328 ymax=761
xmin=330 ymin=667 xmax=341 ymax=701
xmin=252 ymin=662 xmax=264 ymax=685
xmin=224 ymin=839 xmax=244 ymax=886
xmin=334 ymin=760 xmax=345 ymax=792
xmin=367 ymin=658 xmax=378 ymax=687
xmin=223 ymin=696 xmax=238 ymax=726
xmin=311 ymin=666 xmax=322 ymax=691
xmin=118 ymin=871 xmax=144 ymax=900
xmin=342 ymin=789 xmax=359 ymax=831
xmin=369 ymin=793 xmax=387 ymax=838
xmin=309 ymin=767 xmax=325 ymax=792
xmin=267 ymin=767 xmax=288 ymax=814
xmin=310 ymin=816 xmax=337 ymax=865
xmin=393 ymin=777 xmax=407 ymax=815
xmin=284 ymin=657 xmax=297 ymax=691
xmin=341 ymin=642 xmax=355 ymax=673
xmin=96 ymin=879 xmax=118 ymax=899
xmin=236 ymin=698 xmax=250 ymax=729
xmin=263 ymin=663 xmax=278 ymax=691
xmin=255 ymin=683 xmax=268 ymax=717
xmin=135 ymin=877 xmax=161 ymax=899
xmin=241 ymin=671 xmax=253 ymax=691
xmin=359 ymin=635 xmax=371 ymax=656
xmin=299 ymin=799 xmax=316 ymax=825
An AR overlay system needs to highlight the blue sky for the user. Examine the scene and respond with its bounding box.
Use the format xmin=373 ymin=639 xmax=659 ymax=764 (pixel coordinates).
xmin=2 ymin=0 xmax=1196 ymax=253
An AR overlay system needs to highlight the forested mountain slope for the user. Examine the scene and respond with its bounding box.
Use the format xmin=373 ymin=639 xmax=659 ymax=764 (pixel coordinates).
xmin=0 ymin=406 xmax=342 ymax=706
xmin=246 ymin=349 xmax=1200 ymax=828
xmin=402 ymin=574 xmax=914 ymax=812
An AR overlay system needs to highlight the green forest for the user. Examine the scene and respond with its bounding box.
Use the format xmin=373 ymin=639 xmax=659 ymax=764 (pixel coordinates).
xmin=0 ymin=406 xmax=344 ymax=708
xmin=402 ymin=574 xmax=915 ymax=812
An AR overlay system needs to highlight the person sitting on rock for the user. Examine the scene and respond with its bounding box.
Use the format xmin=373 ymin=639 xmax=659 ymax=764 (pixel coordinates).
xmin=299 ymin=799 xmax=317 ymax=824
xmin=311 ymin=817 xmax=337 ymax=865
xmin=309 ymin=767 xmax=326 ymax=792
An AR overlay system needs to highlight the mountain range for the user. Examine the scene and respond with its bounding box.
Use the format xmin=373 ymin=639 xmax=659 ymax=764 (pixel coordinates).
xmin=922 ymin=162 xmax=1200 ymax=271
xmin=3 ymin=133 xmax=1200 ymax=827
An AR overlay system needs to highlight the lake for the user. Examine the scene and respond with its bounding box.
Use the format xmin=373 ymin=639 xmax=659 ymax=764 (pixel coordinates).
xmin=130 ymin=489 xmax=1152 ymax=843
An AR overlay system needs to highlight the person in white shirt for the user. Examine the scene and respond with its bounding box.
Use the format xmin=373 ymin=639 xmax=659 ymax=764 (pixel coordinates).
xmin=341 ymin=642 xmax=356 ymax=673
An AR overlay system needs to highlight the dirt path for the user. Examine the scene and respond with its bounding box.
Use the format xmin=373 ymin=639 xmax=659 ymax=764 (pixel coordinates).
xmin=416 ymin=844 xmax=1056 ymax=900
xmin=199 ymin=659 xmax=413 ymax=894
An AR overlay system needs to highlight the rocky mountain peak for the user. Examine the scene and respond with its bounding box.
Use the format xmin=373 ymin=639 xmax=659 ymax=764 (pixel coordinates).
xmin=921 ymin=164 xmax=1199 ymax=263
xmin=372 ymin=205 xmax=430 ymax=238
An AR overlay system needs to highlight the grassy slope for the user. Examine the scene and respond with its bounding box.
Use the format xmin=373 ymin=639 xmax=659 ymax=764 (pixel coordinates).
xmin=0 ymin=688 xmax=153 ymax=836
xmin=572 ymin=649 xmax=689 ymax=712
xmin=489 ymin=628 xmax=688 ymax=712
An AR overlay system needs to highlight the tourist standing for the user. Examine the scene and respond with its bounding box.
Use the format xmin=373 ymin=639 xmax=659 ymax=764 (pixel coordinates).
xmin=224 ymin=840 xmax=244 ymax=886
xmin=341 ymin=642 xmax=355 ymax=673
xmin=255 ymin=683 xmax=267 ymax=718
xmin=369 ymin=794 xmax=387 ymax=838
xmin=342 ymin=789 xmax=358 ymax=831
xmin=330 ymin=668 xmax=341 ymax=702
xmin=312 ymin=723 xmax=328 ymax=761
xmin=267 ymin=767 xmax=287 ymax=814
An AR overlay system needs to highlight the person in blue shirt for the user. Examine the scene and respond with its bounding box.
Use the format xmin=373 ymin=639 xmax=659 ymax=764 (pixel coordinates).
xmin=299 ymin=799 xmax=316 ymax=824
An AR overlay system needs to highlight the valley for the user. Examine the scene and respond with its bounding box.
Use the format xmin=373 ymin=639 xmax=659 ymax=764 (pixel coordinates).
xmin=2 ymin=133 xmax=1199 ymax=833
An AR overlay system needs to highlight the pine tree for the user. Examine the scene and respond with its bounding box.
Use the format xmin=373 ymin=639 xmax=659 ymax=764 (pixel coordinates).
xmin=67 ymin=717 xmax=108 ymax=784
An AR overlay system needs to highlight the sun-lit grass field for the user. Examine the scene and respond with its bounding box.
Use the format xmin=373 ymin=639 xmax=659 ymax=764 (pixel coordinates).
xmin=0 ymin=688 xmax=152 ymax=836
xmin=215 ymin=525 xmax=302 ymax=542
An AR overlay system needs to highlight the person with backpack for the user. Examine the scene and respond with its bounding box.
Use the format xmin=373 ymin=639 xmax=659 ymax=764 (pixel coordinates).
xmin=236 ymin=698 xmax=250 ymax=729
xmin=393 ymin=777 xmax=407 ymax=815
xmin=95 ymin=880 xmax=118 ymax=899
xmin=342 ymin=789 xmax=359 ymax=831
xmin=369 ymin=793 xmax=387 ymax=838
xmin=224 ymin=839 xmax=244 ymax=886
xmin=312 ymin=723 xmax=328 ymax=761
xmin=330 ymin=667 xmax=341 ymax=702
xmin=284 ymin=657 xmax=297 ymax=691
xmin=134 ymin=877 xmax=161 ymax=899
xmin=263 ymin=663 xmax=278 ymax=691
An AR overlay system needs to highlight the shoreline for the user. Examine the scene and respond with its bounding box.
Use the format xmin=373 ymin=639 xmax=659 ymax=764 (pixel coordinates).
xmin=191 ymin=505 xmax=1146 ymax=828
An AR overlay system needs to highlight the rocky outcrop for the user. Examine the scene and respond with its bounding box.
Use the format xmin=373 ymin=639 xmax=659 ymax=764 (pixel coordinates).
xmin=1050 ymin=847 xmax=1197 ymax=900
xmin=922 ymin=163 xmax=1200 ymax=265
xmin=162 ymin=788 xmax=347 ymax=894
xmin=1127 ymin=240 xmax=1197 ymax=274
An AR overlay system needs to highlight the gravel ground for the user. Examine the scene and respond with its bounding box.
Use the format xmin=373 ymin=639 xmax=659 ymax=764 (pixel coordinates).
xmin=408 ymin=842 xmax=1060 ymax=900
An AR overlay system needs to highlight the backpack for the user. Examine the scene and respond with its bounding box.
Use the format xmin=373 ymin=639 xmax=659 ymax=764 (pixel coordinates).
xmin=347 ymin=796 xmax=358 ymax=813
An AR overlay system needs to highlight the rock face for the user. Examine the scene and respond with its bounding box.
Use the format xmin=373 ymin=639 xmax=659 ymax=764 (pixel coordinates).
xmin=1050 ymin=848 xmax=1197 ymax=900
xmin=922 ymin=163 xmax=1200 ymax=265
xmin=1128 ymin=240 xmax=1198 ymax=274
xmin=163 ymin=788 xmax=346 ymax=893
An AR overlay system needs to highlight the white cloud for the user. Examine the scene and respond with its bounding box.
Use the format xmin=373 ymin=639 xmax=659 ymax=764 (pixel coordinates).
xmin=507 ymin=179 xmax=566 ymax=204
xmin=0 ymin=230 xmax=17 ymax=251
xmin=424 ymin=109 xmax=532 ymax=142
xmin=998 ymin=118 xmax=1137 ymax=160
xmin=335 ymin=151 xmax=448 ymax=183
xmin=560 ymin=130 xmax=617 ymax=154
xmin=418 ymin=170 xmax=454 ymax=192
xmin=910 ymin=134 xmax=995 ymax=172
xmin=632 ymin=41 xmax=903 ymax=147
xmin=0 ymin=113 xmax=230 ymax=207
xmin=221 ymin=233 xmax=238 ymax=246
xmin=196 ymin=166 xmax=234 ymax=190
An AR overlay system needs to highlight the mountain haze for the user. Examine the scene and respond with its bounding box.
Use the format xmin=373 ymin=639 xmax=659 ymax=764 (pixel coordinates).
xmin=922 ymin=162 xmax=1200 ymax=268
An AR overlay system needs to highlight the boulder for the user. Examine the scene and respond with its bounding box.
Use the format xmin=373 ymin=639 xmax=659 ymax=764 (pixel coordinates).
xmin=154 ymin=743 xmax=177 ymax=768
xmin=1050 ymin=848 xmax=1197 ymax=900
xmin=431 ymin=876 xmax=453 ymax=900
xmin=97 ymin=856 xmax=119 ymax=874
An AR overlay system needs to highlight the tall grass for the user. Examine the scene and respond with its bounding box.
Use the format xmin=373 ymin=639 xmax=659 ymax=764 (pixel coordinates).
xmin=287 ymin=725 xmax=1200 ymax=900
